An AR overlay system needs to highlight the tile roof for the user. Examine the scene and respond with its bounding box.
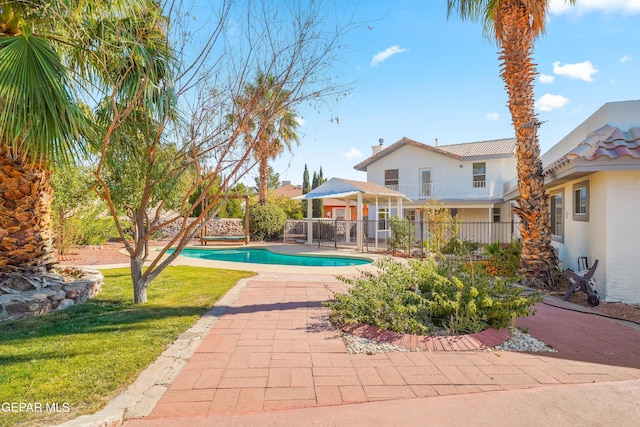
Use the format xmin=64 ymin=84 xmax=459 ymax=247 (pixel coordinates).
xmin=274 ymin=184 xmax=303 ymax=198
xmin=566 ymin=125 xmax=640 ymax=161
xmin=437 ymin=138 xmax=516 ymax=157
xmin=354 ymin=136 xmax=516 ymax=171
xmin=545 ymin=125 xmax=640 ymax=174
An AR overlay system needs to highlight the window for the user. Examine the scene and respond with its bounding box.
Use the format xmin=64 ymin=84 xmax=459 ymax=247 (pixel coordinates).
xmin=472 ymin=163 xmax=486 ymax=188
xmin=572 ymin=181 xmax=589 ymax=222
xmin=550 ymin=190 xmax=564 ymax=242
xmin=450 ymin=208 xmax=458 ymax=217
xmin=336 ymin=208 xmax=345 ymax=220
xmin=405 ymin=210 xmax=416 ymax=221
xmin=384 ymin=169 xmax=398 ymax=187
xmin=420 ymin=169 xmax=431 ymax=196
xmin=492 ymin=207 xmax=501 ymax=223
xmin=378 ymin=208 xmax=389 ymax=230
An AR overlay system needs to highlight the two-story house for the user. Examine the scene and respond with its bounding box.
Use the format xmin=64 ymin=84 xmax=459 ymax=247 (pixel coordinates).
xmin=353 ymin=137 xmax=517 ymax=243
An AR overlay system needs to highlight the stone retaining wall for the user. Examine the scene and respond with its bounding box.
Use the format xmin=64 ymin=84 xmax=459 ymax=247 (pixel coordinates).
xmin=0 ymin=268 xmax=104 ymax=322
xmin=161 ymin=218 xmax=245 ymax=236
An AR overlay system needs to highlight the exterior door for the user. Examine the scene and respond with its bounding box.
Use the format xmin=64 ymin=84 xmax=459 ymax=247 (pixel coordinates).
xmin=420 ymin=169 xmax=431 ymax=196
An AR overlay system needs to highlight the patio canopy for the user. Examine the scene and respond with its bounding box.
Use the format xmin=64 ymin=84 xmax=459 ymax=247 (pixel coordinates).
xmin=293 ymin=177 xmax=409 ymax=249
xmin=293 ymin=177 xmax=409 ymax=204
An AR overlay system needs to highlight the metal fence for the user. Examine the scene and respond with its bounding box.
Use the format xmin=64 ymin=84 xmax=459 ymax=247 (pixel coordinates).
xmin=283 ymin=219 xmax=521 ymax=253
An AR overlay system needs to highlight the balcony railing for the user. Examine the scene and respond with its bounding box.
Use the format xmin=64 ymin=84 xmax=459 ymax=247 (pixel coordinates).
xmin=386 ymin=181 xmax=503 ymax=200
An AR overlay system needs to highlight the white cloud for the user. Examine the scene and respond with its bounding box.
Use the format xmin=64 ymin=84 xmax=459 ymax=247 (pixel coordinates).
xmin=486 ymin=113 xmax=499 ymax=121
xmin=342 ymin=147 xmax=363 ymax=160
xmin=552 ymin=61 xmax=598 ymax=82
xmin=620 ymin=54 xmax=633 ymax=63
xmin=550 ymin=0 xmax=640 ymax=15
xmin=539 ymin=74 xmax=555 ymax=84
xmin=371 ymin=45 xmax=407 ymax=67
xmin=609 ymin=78 xmax=617 ymax=84
xmin=295 ymin=116 xmax=305 ymax=127
xmin=536 ymin=94 xmax=569 ymax=112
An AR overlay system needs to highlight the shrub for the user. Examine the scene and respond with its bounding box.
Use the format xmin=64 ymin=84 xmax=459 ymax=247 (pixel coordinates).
xmin=326 ymin=257 xmax=540 ymax=335
xmin=249 ymin=202 xmax=286 ymax=241
xmin=481 ymin=240 xmax=521 ymax=279
xmin=329 ymin=259 xmax=431 ymax=334
xmin=441 ymin=238 xmax=480 ymax=255
xmin=388 ymin=216 xmax=417 ymax=254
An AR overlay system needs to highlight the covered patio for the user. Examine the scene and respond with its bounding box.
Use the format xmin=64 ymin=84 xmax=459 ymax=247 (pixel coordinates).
xmin=293 ymin=177 xmax=409 ymax=250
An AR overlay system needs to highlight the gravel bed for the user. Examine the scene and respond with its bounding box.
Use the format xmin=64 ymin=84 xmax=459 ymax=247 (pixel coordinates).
xmin=342 ymin=327 xmax=556 ymax=354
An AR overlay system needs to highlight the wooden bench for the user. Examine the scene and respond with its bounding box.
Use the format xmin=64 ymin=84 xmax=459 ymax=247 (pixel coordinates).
xmin=200 ymin=235 xmax=248 ymax=246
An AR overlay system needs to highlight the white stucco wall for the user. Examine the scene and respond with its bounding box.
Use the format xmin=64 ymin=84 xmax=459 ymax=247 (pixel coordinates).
xmin=602 ymin=170 xmax=640 ymax=303
xmin=548 ymin=174 xmax=608 ymax=297
xmin=549 ymin=171 xmax=640 ymax=304
xmin=365 ymin=144 xmax=515 ymax=190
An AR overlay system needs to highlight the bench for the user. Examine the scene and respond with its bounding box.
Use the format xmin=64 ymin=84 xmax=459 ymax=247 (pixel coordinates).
xmin=564 ymin=257 xmax=600 ymax=306
xmin=200 ymin=235 xmax=248 ymax=246
xmin=283 ymin=233 xmax=306 ymax=244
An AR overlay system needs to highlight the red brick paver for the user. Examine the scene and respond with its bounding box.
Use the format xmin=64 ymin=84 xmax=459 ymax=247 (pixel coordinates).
xmin=130 ymin=276 xmax=640 ymax=422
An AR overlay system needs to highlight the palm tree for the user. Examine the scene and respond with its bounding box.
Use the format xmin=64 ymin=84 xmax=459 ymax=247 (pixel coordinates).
xmin=447 ymin=0 xmax=576 ymax=288
xmin=236 ymin=72 xmax=300 ymax=205
xmin=0 ymin=1 xmax=164 ymax=277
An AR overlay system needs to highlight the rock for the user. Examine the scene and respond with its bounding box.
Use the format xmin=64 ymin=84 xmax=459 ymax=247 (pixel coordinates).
xmin=6 ymin=302 xmax=27 ymax=314
xmin=57 ymin=299 xmax=75 ymax=311
xmin=50 ymin=290 xmax=67 ymax=301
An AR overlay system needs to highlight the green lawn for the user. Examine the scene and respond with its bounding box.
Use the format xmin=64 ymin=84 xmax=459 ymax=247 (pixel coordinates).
xmin=0 ymin=266 xmax=254 ymax=427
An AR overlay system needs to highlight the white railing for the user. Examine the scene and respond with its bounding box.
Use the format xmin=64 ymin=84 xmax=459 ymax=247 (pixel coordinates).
xmin=386 ymin=181 xmax=503 ymax=200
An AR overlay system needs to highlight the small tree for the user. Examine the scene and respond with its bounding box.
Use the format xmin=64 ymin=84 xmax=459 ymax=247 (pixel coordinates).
xmin=92 ymin=0 xmax=357 ymax=302
xmin=311 ymin=168 xmax=326 ymax=218
xmin=51 ymin=166 xmax=95 ymax=255
xmin=249 ymin=202 xmax=286 ymax=241
xmin=388 ymin=216 xmax=417 ymax=255
xmin=422 ymin=200 xmax=461 ymax=253
xmin=302 ymin=164 xmax=310 ymax=216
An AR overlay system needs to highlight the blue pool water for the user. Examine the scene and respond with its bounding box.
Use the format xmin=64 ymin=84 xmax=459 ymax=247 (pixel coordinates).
xmin=171 ymin=247 xmax=371 ymax=267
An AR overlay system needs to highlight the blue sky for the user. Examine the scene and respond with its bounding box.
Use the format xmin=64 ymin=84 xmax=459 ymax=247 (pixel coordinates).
xmin=265 ymin=0 xmax=640 ymax=185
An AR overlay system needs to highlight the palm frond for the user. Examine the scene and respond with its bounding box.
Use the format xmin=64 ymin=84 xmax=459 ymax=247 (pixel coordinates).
xmin=0 ymin=34 xmax=90 ymax=166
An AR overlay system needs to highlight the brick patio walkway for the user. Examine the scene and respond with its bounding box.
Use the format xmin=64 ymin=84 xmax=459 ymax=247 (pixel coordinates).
xmin=123 ymin=275 xmax=640 ymax=424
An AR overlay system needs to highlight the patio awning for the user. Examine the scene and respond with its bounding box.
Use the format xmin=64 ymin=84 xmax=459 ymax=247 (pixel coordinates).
xmin=292 ymin=177 xmax=410 ymax=203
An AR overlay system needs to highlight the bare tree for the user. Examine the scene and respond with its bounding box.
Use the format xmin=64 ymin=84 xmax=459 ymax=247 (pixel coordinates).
xmin=93 ymin=0 xmax=358 ymax=303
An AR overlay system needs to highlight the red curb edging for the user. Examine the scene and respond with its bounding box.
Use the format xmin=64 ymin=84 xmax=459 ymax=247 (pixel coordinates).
xmin=341 ymin=323 xmax=510 ymax=351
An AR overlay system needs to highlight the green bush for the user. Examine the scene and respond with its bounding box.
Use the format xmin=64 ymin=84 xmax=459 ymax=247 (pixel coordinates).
xmin=388 ymin=216 xmax=417 ymax=253
xmin=481 ymin=240 xmax=521 ymax=279
xmin=249 ymin=202 xmax=286 ymax=241
xmin=441 ymin=238 xmax=480 ymax=255
xmin=326 ymin=257 xmax=540 ymax=335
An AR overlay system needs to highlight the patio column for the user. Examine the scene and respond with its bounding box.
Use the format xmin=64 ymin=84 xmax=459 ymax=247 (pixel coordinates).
xmin=488 ymin=206 xmax=492 ymax=244
xmin=345 ymin=198 xmax=351 ymax=244
xmin=375 ymin=196 xmax=379 ymax=248
xmin=307 ymin=199 xmax=313 ymax=245
xmin=357 ymin=192 xmax=363 ymax=250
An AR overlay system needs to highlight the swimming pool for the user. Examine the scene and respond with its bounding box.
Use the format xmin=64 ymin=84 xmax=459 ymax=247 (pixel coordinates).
xmin=171 ymin=247 xmax=371 ymax=267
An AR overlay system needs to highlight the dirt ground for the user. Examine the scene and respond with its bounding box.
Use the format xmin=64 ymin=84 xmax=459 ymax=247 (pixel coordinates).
xmin=57 ymin=241 xmax=640 ymax=325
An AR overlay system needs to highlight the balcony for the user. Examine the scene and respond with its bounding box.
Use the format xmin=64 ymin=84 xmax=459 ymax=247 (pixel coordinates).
xmin=386 ymin=181 xmax=504 ymax=201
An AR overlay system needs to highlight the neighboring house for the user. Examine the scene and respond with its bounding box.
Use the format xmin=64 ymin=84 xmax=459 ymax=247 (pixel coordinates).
xmin=273 ymin=181 xmax=303 ymax=198
xmin=509 ymin=100 xmax=640 ymax=304
xmin=353 ymin=136 xmax=517 ymax=243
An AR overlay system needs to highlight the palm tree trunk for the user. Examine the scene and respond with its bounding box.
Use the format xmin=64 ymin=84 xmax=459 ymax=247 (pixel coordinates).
xmin=0 ymin=144 xmax=56 ymax=274
xmin=500 ymin=0 xmax=559 ymax=288
xmin=258 ymin=154 xmax=269 ymax=205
